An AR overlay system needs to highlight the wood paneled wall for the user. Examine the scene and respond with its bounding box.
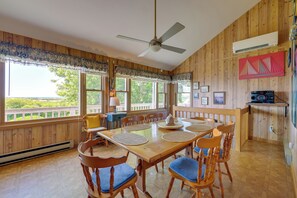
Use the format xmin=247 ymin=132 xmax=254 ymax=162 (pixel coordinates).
xmin=0 ymin=30 xmax=171 ymax=154
xmin=173 ymin=0 xmax=291 ymax=144
xmin=0 ymin=120 xmax=82 ymax=155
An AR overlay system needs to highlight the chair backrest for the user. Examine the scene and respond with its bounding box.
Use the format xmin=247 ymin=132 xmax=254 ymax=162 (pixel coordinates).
xmin=145 ymin=113 xmax=158 ymax=123
xmin=134 ymin=115 xmax=145 ymax=124
xmin=158 ymin=112 xmax=164 ymax=120
xmin=78 ymin=138 xmax=128 ymax=196
xmin=196 ymin=134 xmax=222 ymax=184
xmin=83 ymin=114 xmax=107 ymax=129
xmin=216 ymin=122 xmax=235 ymax=161
xmin=121 ymin=116 xmax=136 ymax=127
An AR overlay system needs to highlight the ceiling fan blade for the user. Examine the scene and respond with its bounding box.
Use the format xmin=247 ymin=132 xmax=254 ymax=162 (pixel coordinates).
xmin=161 ymin=44 xmax=186 ymax=54
xmin=138 ymin=48 xmax=151 ymax=57
xmin=117 ymin=35 xmax=149 ymax=44
xmin=159 ymin=22 xmax=185 ymax=43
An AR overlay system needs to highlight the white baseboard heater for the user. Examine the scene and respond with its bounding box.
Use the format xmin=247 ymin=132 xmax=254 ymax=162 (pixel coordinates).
xmin=0 ymin=140 xmax=74 ymax=166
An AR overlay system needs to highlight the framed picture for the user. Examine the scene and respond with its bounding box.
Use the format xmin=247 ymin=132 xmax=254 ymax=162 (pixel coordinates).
xmin=213 ymin=92 xmax=226 ymax=105
xmin=193 ymin=82 xmax=199 ymax=90
xmin=201 ymin=97 xmax=208 ymax=105
xmin=193 ymin=91 xmax=199 ymax=99
xmin=200 ymin=85 xmax=209 ymax=93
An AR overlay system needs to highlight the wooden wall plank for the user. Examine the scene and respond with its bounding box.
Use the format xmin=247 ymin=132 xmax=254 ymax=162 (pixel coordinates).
xmin=0 ymin=130 xmax=3 ymax=154
xmin=172 ymin=0 xmax=290 ymax=144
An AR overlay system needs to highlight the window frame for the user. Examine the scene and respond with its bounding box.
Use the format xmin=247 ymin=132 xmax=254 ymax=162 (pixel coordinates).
xmin=176 ymin=80 xmax=192 ymax=107
xmin=115 ymin=77 xmax=168 ymax=112
xmin=85 ymin=73 xmax=104 ymax=114
xmin=2 ymin=61 xmax=82 ymax=123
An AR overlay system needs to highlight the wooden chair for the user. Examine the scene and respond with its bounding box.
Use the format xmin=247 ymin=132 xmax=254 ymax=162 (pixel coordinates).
xmin=121 ymin=116 xmax=136 ymax=127
xmin=166 ymin=131 xmax=222 ymax=198
xmin=134 ymin=115 xmax=145 ymax=124
xmin=158 ymin=112 xmax=164 ymax=121
xmin=145 ymin=113 xmax=158 ymax=123
xmin=78 ymin=138 xmax=139 ymax=198
xmin=215 ymin=122 xmax=235 ymax=197
xmin=121 ymin=115 xmax=145 ymax=127
xmin=83 ymin=114 xmax=108 ymax=146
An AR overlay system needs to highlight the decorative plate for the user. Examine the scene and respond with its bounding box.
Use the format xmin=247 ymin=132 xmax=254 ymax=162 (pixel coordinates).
xmin=158 ymin=122 xmax=183 ymax=130
xmin=181 ymin=118 xmax=206 ymax=124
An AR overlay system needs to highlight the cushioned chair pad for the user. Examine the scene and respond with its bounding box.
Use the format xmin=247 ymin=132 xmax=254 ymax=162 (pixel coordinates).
xmin=169 ymin=157 xmax=205 ymax=182
xmin=194 ymin=147 xmax=223 ymax=158
xmin=91 ymin=163 xmax=136 ymax=193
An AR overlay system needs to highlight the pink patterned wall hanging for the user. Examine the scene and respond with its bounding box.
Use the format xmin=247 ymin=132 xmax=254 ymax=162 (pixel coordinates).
xmin=239 ymin=51 xmax=285 ymax=80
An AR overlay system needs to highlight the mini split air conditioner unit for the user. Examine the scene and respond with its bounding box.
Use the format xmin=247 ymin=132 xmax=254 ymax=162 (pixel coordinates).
xmin=232 ymin=31 xmax=278 ymax=54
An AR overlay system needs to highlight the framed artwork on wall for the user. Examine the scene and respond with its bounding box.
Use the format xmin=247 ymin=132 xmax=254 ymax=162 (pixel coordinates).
xmin=200 ymin=85 xmax=209 ymax=93
xmin=193 ymin=82 xmax=199 ymax=90
xmin=213 ymin=92 xmax=226 ymax=105
xmin=201 ymin=97 xmax=208 ymax=105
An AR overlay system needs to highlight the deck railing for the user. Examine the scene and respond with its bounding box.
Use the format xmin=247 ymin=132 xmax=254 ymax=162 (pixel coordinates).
xmin=172 ymin=105 xmax=249 ymax=152
xmin=5 ymin=103 xmax=163 ymax=122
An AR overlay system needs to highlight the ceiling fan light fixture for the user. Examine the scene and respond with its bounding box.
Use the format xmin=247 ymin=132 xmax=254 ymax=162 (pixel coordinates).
xmin=150 ymin=44 xmax=161 ymax=52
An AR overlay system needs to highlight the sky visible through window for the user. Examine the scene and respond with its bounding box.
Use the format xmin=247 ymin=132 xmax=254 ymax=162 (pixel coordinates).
xmin=5 ymin=62 xmax=60 ymax=98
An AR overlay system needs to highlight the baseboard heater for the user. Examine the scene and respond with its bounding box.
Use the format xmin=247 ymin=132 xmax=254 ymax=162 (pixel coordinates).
xmin=0 ymin=140 xmax=74 ymax=166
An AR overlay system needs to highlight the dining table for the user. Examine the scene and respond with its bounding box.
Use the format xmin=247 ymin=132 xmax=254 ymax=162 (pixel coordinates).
xmin=97 ymin=118 xmax=216 ymax=197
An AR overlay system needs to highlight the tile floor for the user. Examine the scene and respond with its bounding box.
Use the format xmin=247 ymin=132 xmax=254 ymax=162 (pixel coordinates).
xmin=0 ymin=141 xmax=295 ymax=198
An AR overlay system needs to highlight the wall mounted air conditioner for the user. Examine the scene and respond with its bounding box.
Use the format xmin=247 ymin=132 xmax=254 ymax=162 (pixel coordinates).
xmin=232 ymin=31 xmax=278 ymax=54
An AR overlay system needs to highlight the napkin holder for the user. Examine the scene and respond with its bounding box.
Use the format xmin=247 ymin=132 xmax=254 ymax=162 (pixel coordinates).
xmin=165 ymin=114 xmax=175 ymax=126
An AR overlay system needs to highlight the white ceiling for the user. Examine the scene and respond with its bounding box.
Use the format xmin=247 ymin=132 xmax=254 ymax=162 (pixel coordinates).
xmin=0 ymin=0 xmax=260 ymax=71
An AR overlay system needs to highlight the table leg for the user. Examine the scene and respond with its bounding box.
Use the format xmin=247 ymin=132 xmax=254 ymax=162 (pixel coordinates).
xmin=136 ymin=158 xmax=152 ymax=197
xmin=185 ymin=143 xmax=193 ymax=158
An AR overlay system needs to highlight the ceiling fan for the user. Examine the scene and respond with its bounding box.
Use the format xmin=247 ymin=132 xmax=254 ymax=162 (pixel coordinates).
xmin=116 ymin=0 xmax=186 ymax=57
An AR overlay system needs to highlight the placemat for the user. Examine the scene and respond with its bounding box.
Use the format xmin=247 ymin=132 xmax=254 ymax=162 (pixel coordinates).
xmin=123 ymin=124 xmax=151 ymax=132
xmin=112 ymin=133 xmax=148 ymax=146
xmin=162 ymin=131 xmax=196 ymax=142
xmin=185 ymin=125 xmax=212 ymax=132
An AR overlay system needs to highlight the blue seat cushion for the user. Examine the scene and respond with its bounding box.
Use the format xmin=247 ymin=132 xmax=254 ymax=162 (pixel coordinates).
xmin=91 ymin=163 xmax=136 ymax=193
xmin=194 ymin=147 xmax=223 ymax=158
xmin=169 ymin=157 xmax=206 ymax=182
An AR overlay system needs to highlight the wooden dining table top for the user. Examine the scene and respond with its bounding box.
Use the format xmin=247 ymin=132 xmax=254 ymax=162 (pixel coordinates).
xmin=98 ymin=119 xmax=214 ymax=163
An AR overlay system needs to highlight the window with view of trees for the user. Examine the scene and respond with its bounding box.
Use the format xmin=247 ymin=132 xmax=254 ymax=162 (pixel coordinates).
xmin=116 ymin=77 xmax=128 ymax=111
xmin=5 ymin=61 xmax=80 ymax=122
xmin=158 ymin=82 xmax=166 ymax=108
xmin=131 ymin=80 xmax=156 ymax=111
xmin=177 ymin=81 xmax=191 ymax=107
xmin=86 ymin=73 xmax=102 ymax=113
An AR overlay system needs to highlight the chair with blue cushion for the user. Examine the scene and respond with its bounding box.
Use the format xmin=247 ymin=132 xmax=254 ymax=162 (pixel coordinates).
xmin=194 ymin=122 xmax=235 ymax=198
xmin=78 ymin=138 xmax=139 ymax=198
xmin=166 ymin=133 xmax=222 ymax=198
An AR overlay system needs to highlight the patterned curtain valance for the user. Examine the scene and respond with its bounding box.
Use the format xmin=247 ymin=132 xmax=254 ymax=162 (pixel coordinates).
xmin=0 ymin=41 xmax=108 ymax=74
xmin=171 ymin=72 xmax=192 ymax=83
xmin=115 ymin=65 xmax=172 ymax=82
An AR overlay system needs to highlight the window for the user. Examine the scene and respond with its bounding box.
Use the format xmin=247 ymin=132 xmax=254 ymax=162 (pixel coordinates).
xmin=5 ymin=61 xmax=80 ymax=122
xmin=177 ymin=81 xmax=191 ymax=107
xmin=86 ymin=73 xmax=103 ymax=114
xmin=158 ymin=82 xmax=167 ymax=108
xmin=116 ymin=77 xmax=128 ymax=111
xmin=131 ymin=80 xmax=156 ymax=111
